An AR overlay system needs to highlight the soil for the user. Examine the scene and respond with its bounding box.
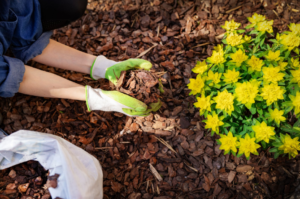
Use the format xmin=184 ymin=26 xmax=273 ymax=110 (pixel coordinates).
xmin=1 ymin=0 xmax=300 ymax=198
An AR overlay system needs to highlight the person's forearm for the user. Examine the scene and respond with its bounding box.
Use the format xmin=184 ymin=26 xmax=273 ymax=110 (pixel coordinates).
xmin=33 ymin=39 xmax=96 ymax=74
xmin=19 ymin=65 xmax=86 ymax=101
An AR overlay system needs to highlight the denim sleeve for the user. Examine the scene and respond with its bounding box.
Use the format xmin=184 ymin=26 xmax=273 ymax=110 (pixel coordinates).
xmin=0 ymin=7 xmax=25 ymax=97
xmin=0 ymin=56 xmax=25 ymax=97
xmin=9 ymin=0 xmax=52 ymax=63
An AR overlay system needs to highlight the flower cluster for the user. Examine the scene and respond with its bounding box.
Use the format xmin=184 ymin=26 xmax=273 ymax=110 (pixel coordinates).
xmin=189 ymin=13 xmax=300 ymax=159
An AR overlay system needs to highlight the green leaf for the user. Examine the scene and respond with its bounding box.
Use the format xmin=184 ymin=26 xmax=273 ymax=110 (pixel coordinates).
xmin=249 ymin=30 xmax=259 ymax=35
xmin=218 ymin=64 xmax=225 ymax=73
xmin=250 ymin=106 xmax=257 ymax=114
xmin=281 ymin=127 xmax=300 ymax=134
xmin=239 ymin=130 xmax=248 ymax=136
xmin=255 ymin=96 xmax=264 ymax=101
xmin=293 ymin=119 xmax=300 ymax=128
xmin=231 ymin=112 xmax=239 ymax=118
xmin=237 ymin=152 xmax=243 ymax=158
xmin=230 ymin=127 xmax=236 ymax=133
xmin=284 ymin=106 xmax=294 ymax=114
xmin=245 ymin=24 xmax=252 ymax=29
xmin=269 ymin=39 xmax=277 ymax=43
xmin=223 ymin=123 xmax=231 ymax=128
xmin=282 ymin=101 xmax=293 ymax=107
xmin=230 ymin=122 xmax=240 ymax=127
xmin=272 ymin=142 xmax=282 ymax=147
xmin=257 ymin=109 xmax=263 ymax=116
xmin=234 ymin=105 xmax=242 ymax=114
xmin=285 ymin=50 xmax=291 ymax=59
xmin=220 ymin=127 xmax=229 ymax=134
xmin=237 ymin=29 xmax=246 ymax=33
xmin=274 ymin=152 xmax=280 ymax=159
xmin=269 ymin=148 xmax=278 ymax=153
xmin=259 ymin=37 xmax=266 ymax=48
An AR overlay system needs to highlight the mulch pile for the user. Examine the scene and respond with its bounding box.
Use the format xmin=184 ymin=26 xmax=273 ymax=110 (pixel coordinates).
xmin=0 ymin=161 xmax=58 ymax=199
xmin=115 ymin=70 xmax=161 ymax=105
xmin=1 ymin=0 xmax=300 ymax=198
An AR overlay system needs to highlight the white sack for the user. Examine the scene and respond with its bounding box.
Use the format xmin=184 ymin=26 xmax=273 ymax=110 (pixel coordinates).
xmin=0 ymin=130 xmax=103 ymax=199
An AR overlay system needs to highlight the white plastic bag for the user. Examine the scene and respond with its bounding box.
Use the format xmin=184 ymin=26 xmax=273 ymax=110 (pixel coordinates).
xmin=0 ymin=130 xmax=103 ymax=199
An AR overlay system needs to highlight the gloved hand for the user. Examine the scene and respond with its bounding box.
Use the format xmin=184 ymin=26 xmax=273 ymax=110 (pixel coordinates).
xmin=85 ymin=86 xmax=161 ymax=116
xmin=90 ymin=55 xmax=152 ymax=85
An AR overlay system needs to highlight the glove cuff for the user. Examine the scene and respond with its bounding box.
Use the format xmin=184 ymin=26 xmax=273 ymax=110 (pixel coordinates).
xmin=85 ymin=85 xmax=91 ymax=111
xmin=90 ymin=56 xmax=117 ymax=80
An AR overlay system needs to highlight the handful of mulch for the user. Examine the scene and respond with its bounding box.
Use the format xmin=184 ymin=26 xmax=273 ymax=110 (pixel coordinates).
xmin=0 ymin=161 xmax=59 ymax=199
xmin=114 ymin=70 xmax=164 ymax=105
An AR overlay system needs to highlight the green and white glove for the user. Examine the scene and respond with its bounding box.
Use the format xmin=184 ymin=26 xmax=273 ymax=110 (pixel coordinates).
xmin=85 ymin=86 xmax=161 ymax=117
xmin=90 ymin=55 xmax=152 ymax=84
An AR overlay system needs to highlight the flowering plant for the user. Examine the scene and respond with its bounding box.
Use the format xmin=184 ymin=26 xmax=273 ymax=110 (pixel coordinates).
xmin=189 ymin=14 xmax=300 ymax=159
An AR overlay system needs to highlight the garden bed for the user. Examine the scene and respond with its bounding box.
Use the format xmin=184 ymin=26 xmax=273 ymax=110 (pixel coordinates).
xmin=1 ymin=0 xmax=300 ymax=198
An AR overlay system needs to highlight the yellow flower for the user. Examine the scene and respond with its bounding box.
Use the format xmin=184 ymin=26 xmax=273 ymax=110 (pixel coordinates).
xmin=208 ymin=50 xmax=226 ymax=65
xmin=206 ymin=70 xmax=222 ymax=85
xmin=252 ymin=121 xmax=275 ymax=143
xmin=223 ymin=69 xmax=240 ymax=84
xmin=205 ymin=112 xmax=224 ymax=133
xmin=235 ymin=80 xmax=260 ymax=107
xmin=213 ymin=89 xmax=235 ymax=115
xmin=280 ymin=33 xmax=300 ymax=51
xmin=279 ymin=134 xmax=300 ymax=158
xmin=219 ymin=132 xmax=238 ymax=153
xmin=244 ymin=35 xmax=252 ymax=43
xmin=278 ymin=61 xmax=288 ymax=71
xmin=247 ymin=55 xmax=264 ymax=72
xmin=276 ymin=33 xmax=283 ymax=41
xmin=187 ymin=76 xmax=205 ymax=95
xmin=238 ymin=134 xmax=260 ymax=159
xmin=289 ymin=23 xmax=300 ymax=36
xmin=257 ymin=20 xmax=273 ymax=33
xmin=260 ymin=83 xmax=285 ymax=106
xmin=222 ymin=20 xmax=241 ymax=32
xmin=231 ymin=49 xmax=248 ymax=67
xmin=291 ymin=69 xmax=300 ymax=86
xmin=290 ymin=91 xmax=300 ymax=115
xmin=213 ymin=44 xmax=224 ymax=53
xmin=194 ymin=95 xmax=211 ymax=115
xmin=192 ymin=60 xmax=208 ymax=74
xmin=248 ymin=13 xmax=266 ymax=26
xmin=226 ymin=33 xmax=244 ymax=46
xmin=262 ymin=66 xmax=285 ymax=83
xmin=269 ymin=108 xmax=286 ymax=125
xmin=265 ymin=50 xmax=281 ymax=62
xmin=291 ymin=58 xmax=300 ymax=69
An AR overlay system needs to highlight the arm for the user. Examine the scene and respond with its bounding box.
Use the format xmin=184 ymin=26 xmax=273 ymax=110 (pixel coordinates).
xmin=33 ymin=39 xmax=96 ymax=74
xmin=19 ymin=65 xmax=86 ymax=101
xmin=18 ymin=65 xmax=160 ymax=116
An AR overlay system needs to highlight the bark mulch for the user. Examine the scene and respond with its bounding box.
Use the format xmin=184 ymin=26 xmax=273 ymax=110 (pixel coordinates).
xmin=1 ymin=0 xmax=300 ymax=198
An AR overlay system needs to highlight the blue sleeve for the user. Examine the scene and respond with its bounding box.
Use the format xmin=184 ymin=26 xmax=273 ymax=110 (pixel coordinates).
xmin=0 ymin=0 xmax=53 ymax=97
xmin=9 ymin=0 xmax=53 ymax=63
xmin=0 ymin=4 xmax=25 ymax=97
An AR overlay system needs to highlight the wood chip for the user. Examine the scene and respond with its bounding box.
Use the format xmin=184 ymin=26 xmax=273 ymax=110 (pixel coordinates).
xmin=149 ymin=163 xmax=163 ymax=181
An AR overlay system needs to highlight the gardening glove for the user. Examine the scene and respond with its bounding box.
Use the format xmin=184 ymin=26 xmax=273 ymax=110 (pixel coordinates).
xmin=85 ymin=85 xmax=161 ymax=116
xmin=90 ymin=55 xmax=152 ymax=85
